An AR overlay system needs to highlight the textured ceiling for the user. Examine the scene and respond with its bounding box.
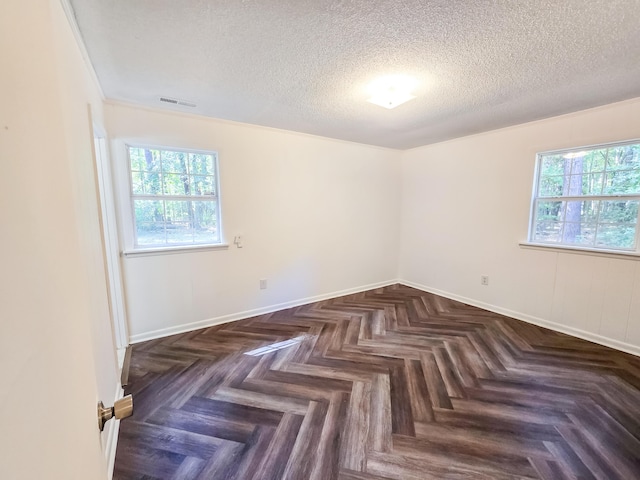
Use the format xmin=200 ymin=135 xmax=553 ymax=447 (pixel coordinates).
xmin=69 ymin=0 xmax=640 ymax=149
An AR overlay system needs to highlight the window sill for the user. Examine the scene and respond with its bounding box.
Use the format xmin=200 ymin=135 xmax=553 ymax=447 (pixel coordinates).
xmin=122 ymin=243 xmax=229 ymax=258
xmin=519 ymin=242 xmax=640 ymax=260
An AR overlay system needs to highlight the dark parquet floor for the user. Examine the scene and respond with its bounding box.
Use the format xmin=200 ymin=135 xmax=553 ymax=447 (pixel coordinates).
xmin=114 ymin=284 xmax=640 ymax=479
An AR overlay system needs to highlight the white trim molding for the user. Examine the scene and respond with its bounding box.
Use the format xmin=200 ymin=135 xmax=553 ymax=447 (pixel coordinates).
xmin=123 ymin=243 xmax=229 ymax=257
xmin=129 ymin=279 xmax=399 ymax=343
xmin=58 ymin=0 xmax=105 ymax=99
xmin=519 ymin=241 xmax=640 ymax=260
xmin=104 ymin=382 xmax=125 ymax=480
xmin=400 ymin=279 xmax=640 ymax=358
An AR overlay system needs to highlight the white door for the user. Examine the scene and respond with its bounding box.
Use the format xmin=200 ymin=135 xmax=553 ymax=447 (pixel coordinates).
xmin=93 ymin=134 xmax=129 ymax=355
xmin=90 ymin=127 xmax=130 ymax=476
xmin=0 ymin=0 xmax=123 ymax=478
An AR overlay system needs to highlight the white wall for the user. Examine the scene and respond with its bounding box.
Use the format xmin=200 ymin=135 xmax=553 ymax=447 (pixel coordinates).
xmin=0 ymin=0 xmax=118 ymax=478
xmin=106 ymin=104 xmax=401 ymax=341
xmin=399 ymin=98 xmax=640 ymax=355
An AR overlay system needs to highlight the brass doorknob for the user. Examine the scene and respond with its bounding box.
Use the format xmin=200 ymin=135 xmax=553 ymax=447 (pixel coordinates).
xmin=98 ymin=395 xmax=133 ymax=431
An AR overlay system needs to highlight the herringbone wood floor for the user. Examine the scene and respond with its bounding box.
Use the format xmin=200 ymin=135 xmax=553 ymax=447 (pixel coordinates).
xmin=114 ymin=285 xmax=640 ymax=479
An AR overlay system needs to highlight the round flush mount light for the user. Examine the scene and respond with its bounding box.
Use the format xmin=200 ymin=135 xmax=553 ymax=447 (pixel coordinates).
xmin=367 ymin=75 xmax=418 ymax=109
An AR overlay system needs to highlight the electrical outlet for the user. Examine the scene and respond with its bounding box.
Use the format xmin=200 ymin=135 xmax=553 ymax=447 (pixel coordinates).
xmin=480 ymin=275 xmax=489 ymax=286
xmin=259 ymin=279 xmax=267 ymax=290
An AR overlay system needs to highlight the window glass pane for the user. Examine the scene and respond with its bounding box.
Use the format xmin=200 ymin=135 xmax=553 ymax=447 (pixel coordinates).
xmin=135 ymin=171 xmax=162 ymax=195
xmin=134 ymin=149 xmax=161 ymax=173
xmin=164 ymin=200 xmax=192 ymax=224
xmin=164 ymin=201 xmax=194 ymax=243
xmin=190 ymin=153 xmax=214 ymax=175
xmin=563 ymin=174 xmax=583 ymax=196
xmin=536 ymin=201 xmax=564 ymax=222
xmin=193 ymin=201 xmax=219 ymax=243
xmin=625 ymin=145 xmax=640 ymax=168
xmin=166 ymin=222 xmax=193 ymax=244
xmin=583 ymin=200 xmax=601 ymax=223
xmin=191 ymin=175 xmax=215 ymax=196
xmin=135 ymin=223 xmax=167 ymax=245
xmin=133 ymin=200 xmax=165 ymax=245
xmin=129 ymin=146 xmax=221 ymax=247
xmin=595 ymin=225 xmax=637 ymax=249
xmin=531 ymin=142 xmax=640 ymax=251
xmin=538 ymin=175 xmax=564 ymax=197
xmin=562 ymin=223 xmax=596 ymax=246
xmin=162 ymin=150 xmax=188 ymax=174
xmin=129 ymin=148 xmax=162 ymax=194
xmin=140 ymin=172 xmax=162 ymax=195
xmin=134 ymin=199 xmax=164 ymax=223
xmin=563 ymin=200 xmax=581 ymax=226
xmin=570 ymin=156 xmax=586 ymax=175
xmin=581 ymin=173 xmax=603 ymax=196
xmin=129 ymin=147 xmax=146 ymax=171
xmin=599 ymin=200 xmax=639 ymax=224
xmin=533 ymin=221 xmax=563 ymax=243
xmin=602 ymin=170 xmax=640 ymax=195
xmin=564 ymin=200 xmax=599 ymax=223
xmin=539 ymin=155 xmax=565 ymax=177
xmin=163 ymin=173 xmax=190 ymax=195
xmin=583 ymin=149 xmax=607 ymax=174
xmin=561 ymin=223 xmax=596 ymax=246
xmin=607 ymin=145 xmax=640 ymax=170
xmin=131 ymin=171 xmax=144 ymax=195
xmin=552 ymin=200 xmax=600 ymax=245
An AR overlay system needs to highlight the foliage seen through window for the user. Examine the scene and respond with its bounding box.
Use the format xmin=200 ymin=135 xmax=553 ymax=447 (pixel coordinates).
xmin=128 ymin=146 xmax=221 ymax=247
xmin=531 ymin=142 xmax=640 ymax=251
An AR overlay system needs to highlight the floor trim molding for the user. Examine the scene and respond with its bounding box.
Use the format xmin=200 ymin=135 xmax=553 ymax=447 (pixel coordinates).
xmin=129 ymin=279 xmax=400 ymax=344
xmin=399 ymin=279 xmax=640 ymax=357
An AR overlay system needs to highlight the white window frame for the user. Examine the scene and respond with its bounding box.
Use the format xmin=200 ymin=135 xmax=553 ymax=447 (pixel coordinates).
xmin=524 ymin=139 xmax=640 ymax=258
xmin=121 ymin=144 xmax=227 ymax=256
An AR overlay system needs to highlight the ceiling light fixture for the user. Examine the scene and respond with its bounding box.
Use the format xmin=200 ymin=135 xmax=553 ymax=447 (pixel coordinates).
xmin=367 ymin=75 xmax=418 ymax=109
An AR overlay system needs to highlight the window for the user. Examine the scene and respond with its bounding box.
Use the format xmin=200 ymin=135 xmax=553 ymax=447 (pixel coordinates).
xmin=127 ymin=145 xmax=222 ymax=248
xmin=529 ymin=140 xmax=640 ymax=252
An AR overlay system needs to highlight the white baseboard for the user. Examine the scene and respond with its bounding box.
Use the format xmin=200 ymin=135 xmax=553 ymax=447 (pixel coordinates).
xmin=105 ymin=382 xmax=125 ymax=480
xmin=129 ymin=279 xmax=400 ymax=344
xmin=399 ymin=279 xmax=640 ymax=357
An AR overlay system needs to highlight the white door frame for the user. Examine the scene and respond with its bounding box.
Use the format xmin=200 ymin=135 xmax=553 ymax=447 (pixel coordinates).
xmin=91 ymin=126 xmax=129 ymax=355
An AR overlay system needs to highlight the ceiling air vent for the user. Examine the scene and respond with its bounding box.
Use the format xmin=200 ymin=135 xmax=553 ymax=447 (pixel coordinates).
xmin=159 ymin=97 xmax=196 ymax=108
